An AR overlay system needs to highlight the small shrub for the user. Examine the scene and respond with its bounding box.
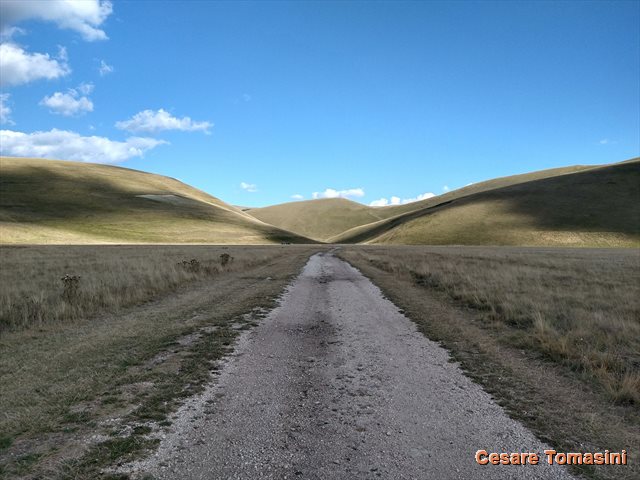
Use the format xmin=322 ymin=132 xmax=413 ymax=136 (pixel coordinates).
xmin=611 ymin=371 xmax=640 ymax=405
xmin=179 ymin=259 xmax=201 ymax=273
xmin=61 ymin=274 xmax=81 ymax=303
xmin=219 ymin=253 xmax=233 ymax=267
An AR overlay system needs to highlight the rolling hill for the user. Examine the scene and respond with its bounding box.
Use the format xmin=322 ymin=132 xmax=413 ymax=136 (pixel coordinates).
xmin=247 ymin=197 xmax=389 ymax=242
xmin=331 ymin=158 xmax=640 ymax=247
xmin=0 ymin=157 xmax=312 ymax=244
xmin=247 ymin=160 xmax=639 ymax=246
xmin=2 ymin=156 xmax=638 ymax=247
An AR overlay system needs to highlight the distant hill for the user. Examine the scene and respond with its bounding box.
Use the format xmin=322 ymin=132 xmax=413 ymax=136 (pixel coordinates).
xmin=247 ymin=198 xmax=389 ymax=242
xmin=332 ymin=159 xmax=640 ymax=247
xmin=0 ymin=157 xmax=312 ymax=244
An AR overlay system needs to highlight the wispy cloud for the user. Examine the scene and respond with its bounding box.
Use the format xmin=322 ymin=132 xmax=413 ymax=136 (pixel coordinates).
xmin=442 ymin=185 xmax=450 ymax=193
xmin=312 ymin=188 xmax=364 ymax=199
xmin=291 ymin=194 xmax=304 ymax=200
xmin=240 ymin=182 xmax=257 ymax=192
xmin=98 ymin=59 xmax=113 ymax=76
xmin=77 ymin=82 xmax=94 ymax=95
xmin=0 ymin=93 xmax=13 ymax=125
xmin=369 ymin=192 xmax=435 ymax=207
xmin=116 ymin=109 xmax=212 ymax=134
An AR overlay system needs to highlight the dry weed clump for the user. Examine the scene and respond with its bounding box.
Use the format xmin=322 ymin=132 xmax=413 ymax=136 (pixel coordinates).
xmin=344 ymin=246 xmax=640 ymax=405
xmin=61 ymin=274 xmax=81 ymax=302
xmin=179 ymin=259 xmax=202 ymax=273
xmin=219 ymin=253 xmax=233 ymax=266
xmin=0 ymin=246 xmax=276 ymax=333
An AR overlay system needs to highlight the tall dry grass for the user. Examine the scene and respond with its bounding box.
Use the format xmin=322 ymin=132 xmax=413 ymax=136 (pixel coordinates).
xmin=342 ymin=246 xmax=640 ymax=405
xmin=0 ymin=245 xmax=281 ymax=332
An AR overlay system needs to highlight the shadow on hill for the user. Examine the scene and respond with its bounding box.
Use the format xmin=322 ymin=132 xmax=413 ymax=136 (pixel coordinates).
xmin=0 ymin=162 xmax=314 ymax=244
xmin=338 ymin=160 xmax=640 ymax=244
xmin=480 ymin=160 xmax=640 ymax=235
xmin=0 ymin=166 xmax=229 ymax=221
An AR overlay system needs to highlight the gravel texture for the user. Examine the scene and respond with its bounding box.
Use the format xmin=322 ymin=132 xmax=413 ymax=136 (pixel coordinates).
xmin=128 ymin=252 xmax=575 ymax=479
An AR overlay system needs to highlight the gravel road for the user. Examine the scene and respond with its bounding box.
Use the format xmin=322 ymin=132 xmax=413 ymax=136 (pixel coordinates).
xmin=130 ymin=252 xmax=575 ymax=479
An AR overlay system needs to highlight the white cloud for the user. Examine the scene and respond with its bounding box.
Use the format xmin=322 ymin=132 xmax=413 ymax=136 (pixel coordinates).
xmin=312 ymin=188 xmax=365 ymax=199
xmin=0 ymin=0 xmax=113 ymax=41
xmin=369 ymin=192 xmax=436 ymax=207
xmin=98 ymin=59 xmax=113 ymax=76
xmin=116 ymin=109 xmax=212 ymax=134
xmin=291 ymin=194 xmax=304 ymax=200
xmin=0 ymin=42 xmax=70 ymax=87
xmin=240 ymin=182 xmax=257 ymax=192
xmin=369 ymin=198 xmax=390 ymax=207
xmin=40 ymin=85 xmax=94 ymax=116
xmin=407 ymin=192 xmax=436 ymax=202
xmin=0 ymin=128 xmax=166 ymax=163
xmin=0 ymin=93 xmax=13 ymax=125
xmin=442 ymin=185 xmax=450 ymax=192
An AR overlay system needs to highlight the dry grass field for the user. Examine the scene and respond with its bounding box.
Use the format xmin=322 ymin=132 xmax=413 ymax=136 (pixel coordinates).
xmin=0 ymin=245 xmax=321 ymax=478
xmin=339 ymin=245 xmax=640 ymax=480
xmin=0 ymin=245 xmax=285 ymax=332
xmin=1 ymin=243 xmax=638 ymax=479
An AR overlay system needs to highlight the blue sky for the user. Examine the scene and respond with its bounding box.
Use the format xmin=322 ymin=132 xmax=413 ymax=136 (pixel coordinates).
xmin=1 ymin=0 xmax=638 ymax=207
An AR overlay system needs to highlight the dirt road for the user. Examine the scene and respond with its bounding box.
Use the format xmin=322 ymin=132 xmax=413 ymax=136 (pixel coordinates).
xmin=129 ymin=252 xmax=574 ymax=479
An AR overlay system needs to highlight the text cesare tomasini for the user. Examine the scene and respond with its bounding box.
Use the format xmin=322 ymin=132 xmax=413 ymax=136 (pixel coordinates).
xmin=475 ymin=449 xmax=628 ymax=466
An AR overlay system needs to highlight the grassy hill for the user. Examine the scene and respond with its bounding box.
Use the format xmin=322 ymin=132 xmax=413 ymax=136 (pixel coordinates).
xmin=248 ymin=164 xmax=616 ymax=242
xmin=332 ymin=159 xmax=640 ymax=247
xmin=364 ymin=164 xmax=598 ymax=219
xmin=3 ymin=156 xmax=637 ymax=246
xmin=0 ymin=157 xmax=312 ymax=244
xmin=247 ymin=197 xmax=389 ymax=242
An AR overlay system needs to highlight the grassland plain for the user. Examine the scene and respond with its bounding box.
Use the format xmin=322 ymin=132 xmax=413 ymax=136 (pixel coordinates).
xmin=0 ymin=245 xmax=321 ymax=478
xmin=0 ymin=157 xmax=311 ymax=245
xmin=338 ymin=246 xmax=640 ymax=480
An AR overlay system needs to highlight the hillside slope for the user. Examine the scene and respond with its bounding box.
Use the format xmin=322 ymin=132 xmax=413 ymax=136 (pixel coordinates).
xmin=333 ymin=159 xmax=640 ymax=247
xmin=248 ymin=164 xmax=605 ymax=242
xmin=247 ymin=197 xmax=389 ymax=242
xmin=0 ymin=157 xmax=311 ymax=244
